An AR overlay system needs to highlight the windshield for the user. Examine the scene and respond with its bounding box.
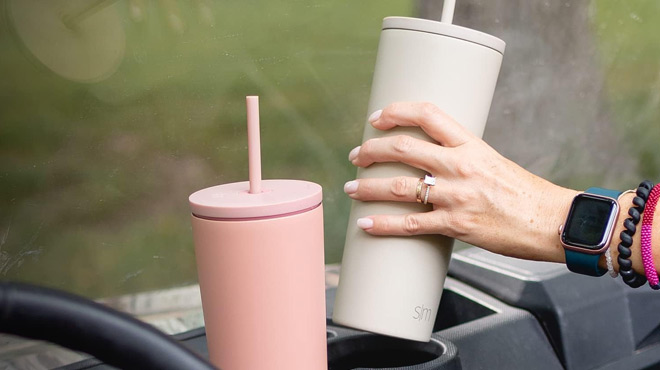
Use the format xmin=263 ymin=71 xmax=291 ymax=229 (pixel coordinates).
xmin=1 ymin=0 xmax=658 ymax=349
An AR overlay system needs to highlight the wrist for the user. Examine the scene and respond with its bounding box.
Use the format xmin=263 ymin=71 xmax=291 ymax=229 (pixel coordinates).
xmin=531 ymin=184 xmax=579 ymax=264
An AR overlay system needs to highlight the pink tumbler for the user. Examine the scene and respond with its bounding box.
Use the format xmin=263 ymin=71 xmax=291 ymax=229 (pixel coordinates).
xmin=189 ymin=97 xmax=327 ymax=370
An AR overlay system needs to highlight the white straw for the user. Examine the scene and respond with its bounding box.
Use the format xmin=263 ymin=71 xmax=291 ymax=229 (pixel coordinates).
xmin=441 ymin=0 xmax=456 ymax=24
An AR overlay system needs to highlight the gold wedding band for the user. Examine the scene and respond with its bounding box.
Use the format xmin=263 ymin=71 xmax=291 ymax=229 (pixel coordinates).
xmin=416 ymin=178 xmax=424 ymax=203
xmin=417 ymin=175 xmax=436 ymax=204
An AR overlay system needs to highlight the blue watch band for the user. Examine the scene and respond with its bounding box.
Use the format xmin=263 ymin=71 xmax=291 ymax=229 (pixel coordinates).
xmin=586 ymin=187 xmax=622 ymax=200
xmin=563 ymin=187 xmax=621 ymax=277
xmin=565 ymin=249 xmax=607 ymax=276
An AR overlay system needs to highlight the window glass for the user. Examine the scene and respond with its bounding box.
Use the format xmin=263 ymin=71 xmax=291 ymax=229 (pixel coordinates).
xmin=0 ymin=0 xmax=413 ymax=301
xmin=420 ymin=0 xmax=660 ymax=191
xmin=2 ymin=0 xmax=660 ymax=324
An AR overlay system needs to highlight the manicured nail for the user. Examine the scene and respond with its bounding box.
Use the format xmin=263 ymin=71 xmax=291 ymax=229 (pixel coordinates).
xmin=344 ymin=180 xmax=358 ymax=194
xmin=348 ymin=146 xmax=361 ymax=161
xmin=368 ymin=110 xmax=382 ymax=123
xmin=357 ymin=217 xmax=374 ymax=230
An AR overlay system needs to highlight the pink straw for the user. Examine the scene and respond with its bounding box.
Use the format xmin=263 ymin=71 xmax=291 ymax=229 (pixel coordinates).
xmin=246 ymin=96 xmax=262 ymax=194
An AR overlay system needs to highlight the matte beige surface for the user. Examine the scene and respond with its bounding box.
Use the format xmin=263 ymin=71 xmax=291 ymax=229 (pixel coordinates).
xmin=334 ymin=18 xmax=504 ymax=342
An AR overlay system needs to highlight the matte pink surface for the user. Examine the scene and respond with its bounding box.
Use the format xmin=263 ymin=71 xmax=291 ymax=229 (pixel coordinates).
xmin=246 ymin=96 xmax=262 ymax=194
xmin=189 ymin=179 xmax=322 ymax=219
xmin=191 ymin=205 xmax=327 ymax=369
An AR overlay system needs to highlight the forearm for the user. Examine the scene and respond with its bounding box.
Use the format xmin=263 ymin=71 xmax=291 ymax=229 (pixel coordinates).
xmin=502 ymin=175 xmax=578 ymax=264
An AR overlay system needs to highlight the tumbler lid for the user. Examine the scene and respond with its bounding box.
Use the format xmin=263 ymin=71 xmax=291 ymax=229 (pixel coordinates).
xmin=189 ymin=179 xmax=322 ymax=219
xmin=382 ymin=17 xmax=505 ymax=54
xmin=190 ymin=96 xmax=322 ymax=219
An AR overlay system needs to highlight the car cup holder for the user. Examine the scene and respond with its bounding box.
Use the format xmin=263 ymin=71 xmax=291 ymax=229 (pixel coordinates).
xmin=323 ymin=278 xmax=490 ymax=369
xmin=325 ymin=276 xmax=562 ymax=370
xmin=326 ymin=329 xmax=459 ymax=370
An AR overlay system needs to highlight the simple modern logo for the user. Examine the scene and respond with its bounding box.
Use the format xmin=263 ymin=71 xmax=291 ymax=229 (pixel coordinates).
xmin=413 ymin=304 xmax=433 ymax=322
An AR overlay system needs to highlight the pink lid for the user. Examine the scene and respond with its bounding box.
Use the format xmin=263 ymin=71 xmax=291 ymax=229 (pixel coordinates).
xmin=189 ymin=179 xmax=322 ymax=219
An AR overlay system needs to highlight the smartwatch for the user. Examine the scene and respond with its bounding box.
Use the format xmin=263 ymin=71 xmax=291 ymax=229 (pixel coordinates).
xmin=560 ymin=187 xmax=622 ymax=276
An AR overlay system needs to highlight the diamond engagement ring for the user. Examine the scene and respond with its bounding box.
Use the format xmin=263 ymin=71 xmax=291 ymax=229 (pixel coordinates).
xmin=423 ymin=185 xmax=431 ymax=204
xmin=421 ymin=175 xmax=436 ymax=205
xmin=417 ymin=175 xmax=436 ymax=204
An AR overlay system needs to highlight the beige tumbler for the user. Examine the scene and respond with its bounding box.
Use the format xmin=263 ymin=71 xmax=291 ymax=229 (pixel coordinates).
xmin=333 ymin=15 xmax=505 ymax=342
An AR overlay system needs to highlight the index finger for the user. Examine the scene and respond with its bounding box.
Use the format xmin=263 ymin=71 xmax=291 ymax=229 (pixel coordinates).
xmin=369 ymin=102 xmax=475 ymax=148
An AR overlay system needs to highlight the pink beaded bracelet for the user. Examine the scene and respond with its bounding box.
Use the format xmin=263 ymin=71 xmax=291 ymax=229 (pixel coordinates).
xmin=641 ymin=184 xmax=660 ymax=289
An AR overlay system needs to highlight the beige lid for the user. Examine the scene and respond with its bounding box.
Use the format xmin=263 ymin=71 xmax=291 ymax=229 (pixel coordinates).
xmin=382 ymin=17 xmax=505 ymax=54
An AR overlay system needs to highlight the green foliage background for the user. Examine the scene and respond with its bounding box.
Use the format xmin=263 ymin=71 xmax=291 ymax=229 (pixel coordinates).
xmin=593 ymin=0 xmax=660 ymax=181
xmin=0 ymin=0 xmax=413 ymax=298
xmin=1 ymin=0 xmax=659 ymax=299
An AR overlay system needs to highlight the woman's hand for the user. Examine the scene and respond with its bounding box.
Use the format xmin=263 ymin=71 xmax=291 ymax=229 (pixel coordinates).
xmin=344 ymin=102 xmax=577 ymax=263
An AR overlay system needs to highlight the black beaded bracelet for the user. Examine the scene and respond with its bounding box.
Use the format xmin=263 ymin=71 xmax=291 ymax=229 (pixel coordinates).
xmin=618 ymin=180 xmax=654 ymax=288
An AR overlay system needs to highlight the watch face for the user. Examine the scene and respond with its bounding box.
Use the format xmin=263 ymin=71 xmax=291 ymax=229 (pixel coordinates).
xmin=562 ymin=194 xmax=618 ymax=250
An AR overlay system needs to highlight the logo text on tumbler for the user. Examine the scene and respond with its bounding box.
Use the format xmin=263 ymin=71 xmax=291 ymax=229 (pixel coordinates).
xmin=413 ymin=305 xmax=432 ymax=322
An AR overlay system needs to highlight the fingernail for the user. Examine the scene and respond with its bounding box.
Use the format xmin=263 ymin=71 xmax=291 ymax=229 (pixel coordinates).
xmin=357 ymin=217 xmax=374 ymax=230
xmin=368 ymin=110 xmax=382 ymax=123
xmin=348 ymin=146 xmax=361 ymax=161
xmin=344 ymin=180 xmax=358 ymax=194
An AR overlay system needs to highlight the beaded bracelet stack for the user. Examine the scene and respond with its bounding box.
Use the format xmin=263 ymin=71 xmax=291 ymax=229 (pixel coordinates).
xmin=617 ymin=181 xmax=653 ymax=288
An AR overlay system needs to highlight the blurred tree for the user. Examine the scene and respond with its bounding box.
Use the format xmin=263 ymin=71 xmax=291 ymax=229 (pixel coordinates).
xmin=417 ymin=0 xmax=636 ymax=190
